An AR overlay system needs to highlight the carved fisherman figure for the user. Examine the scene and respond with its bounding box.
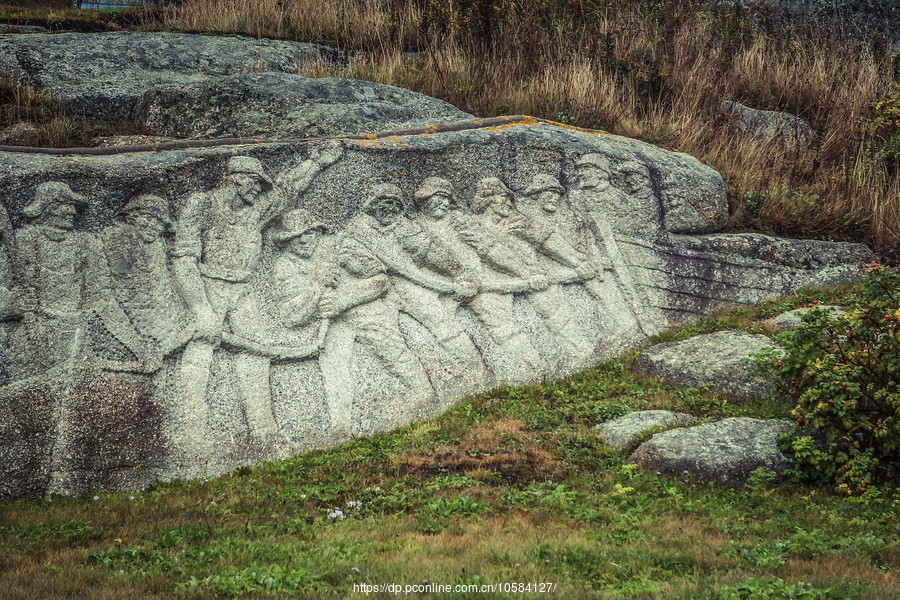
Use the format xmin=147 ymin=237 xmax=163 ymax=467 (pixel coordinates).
xmin=413 ymin=176 xmax=544 ymax=381
xmin=470 ymin=177 xmax=595 ymax=362
xmin=346 ymin=184 xmax=484 ymax=386
xmin=569 ymin=153 xmax=658 ymax=337
xmin=8 ymin=182 xmax=149 ymax=380
xmin=102 ymin=194 xmax=182 ymax=356
xmin=171 ymin=146 xmax=341 ymax=453
xmin=520 ymin=174 xmax=613 ymax=295
xmin=271 ymin=209 xmax=433 ymax=437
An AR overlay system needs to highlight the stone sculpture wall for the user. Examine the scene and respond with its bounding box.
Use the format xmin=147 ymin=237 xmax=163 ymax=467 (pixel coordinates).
xmin=0 ymin=119 xmax=872 ymax=499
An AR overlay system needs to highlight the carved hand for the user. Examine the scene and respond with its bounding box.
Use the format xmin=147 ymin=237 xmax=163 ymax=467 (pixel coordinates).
xmin=575 ymin=262 xmax=597 ymax=281
xmin=318 ymin=290 xmax=339 ymax=319
xmin=528 ymin=275 xmax=549 ymax=292
xmin=193 ymin=305 xmax=222 ymax=344
xmin=451 ymin=280 xmax=478 ymax=302
xmin=312 ymin=140 xmax=344 ymax=167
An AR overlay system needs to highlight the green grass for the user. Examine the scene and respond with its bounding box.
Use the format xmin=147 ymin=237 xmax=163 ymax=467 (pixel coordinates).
xmin=2 ymin=285 xmax=898 ymax=599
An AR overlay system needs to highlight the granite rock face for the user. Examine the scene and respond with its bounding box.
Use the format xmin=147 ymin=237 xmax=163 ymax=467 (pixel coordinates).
xmin=718 ymin=1 xmax=900 ymax=45
xmin=0 ymin=32 xmax=343 ymax=121
xmin=769 ymin=305 xmax=845 ymax=331
xmin=0 ymin=114 xmax=870 ymax=499
xmin=593 ymin=410 xmax=699 ymax=452
xmin=629 ymin=417 xmax=797 ymax=486
xmin=721 ymin=100 xmax=816 ymax=147
xmin=633 ymin=330 xmax=784 ymax=401
xmin=137 ymin=72 xmax=473 ymax=139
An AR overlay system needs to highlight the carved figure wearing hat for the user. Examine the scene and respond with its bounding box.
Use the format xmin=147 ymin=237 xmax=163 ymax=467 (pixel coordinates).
xmin=569 ymin=154 xmax=659 ymax=338
xmin=170 ymin=143 xmax=342 ymax=453
xmin=414 ymin=176 xmax=546 ymax=382
xmin=271 ymin=208 xmax=433 ymax=436
xmin=102 ymin=194 xmax=182 ymax=350
xmin=466 ymin=176 xmax=596 ymax=363
xmin=346 ymin=183 xmax=485 ymax=389
xmin=8 ymin=181 xmax=150 ymax=381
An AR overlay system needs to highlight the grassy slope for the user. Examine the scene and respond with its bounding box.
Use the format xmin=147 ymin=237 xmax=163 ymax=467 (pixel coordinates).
xmin=1 ymin=286 xmax=898 ymax=599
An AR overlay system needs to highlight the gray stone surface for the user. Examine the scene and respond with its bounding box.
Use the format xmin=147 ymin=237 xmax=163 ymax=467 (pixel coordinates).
xmin=715 ymin=1 xmax=899 ymax=45
xmin=769 ymin=305 xmax=845 ymax=330
xmin=0 ymin=25 xmax=48 ymax=34
xmin=137 ymin=72 xmax=473 ymax=139
xmin=633 ymin=330 xmax=783 ymax=400
xmin=0 ymin=117 xmax=870 ymax=499
xmin=0 ymin=32 xmax=342 ymax=121
xmin=0 ymin=122 xmax=38 ymax=145
xmin=593 ymin=410 xmax=699 ymax=452
xmin=629 ymin=417 xmax=797 ymax=486
xmin=721 ymin=100 xmax=816 ymax=147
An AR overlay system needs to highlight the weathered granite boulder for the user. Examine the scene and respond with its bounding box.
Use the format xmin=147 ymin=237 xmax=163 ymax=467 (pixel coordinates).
xmin=629 ymin=417 xmax=797 ymax=486
xmin=0 ymin=122 xmax=39 ymax=145
xmin=593 ymin=410 xmax=699 ymax=452
xmin=0 ymin=25 xmax=48 ymax=34
xmin=633 ymin=330 xmax=783 ymax=400
xmin=136 ymin=72 xmax=473 ymax=139
xmin=721 ymin=100 xmax=816 ymax=147
xmin=0 ymin=33 xmax=343 ymax=121
xmin=0 ymin=114 xmax=870 ymax=499
xmin=769 ymin=305 xmax=845 ymax=331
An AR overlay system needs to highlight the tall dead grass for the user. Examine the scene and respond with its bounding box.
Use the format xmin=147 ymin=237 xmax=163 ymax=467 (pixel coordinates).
xmin=153 ymin=0 xmax=900 ymax=253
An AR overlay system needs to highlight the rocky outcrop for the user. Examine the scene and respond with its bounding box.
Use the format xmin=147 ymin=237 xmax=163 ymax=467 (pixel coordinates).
xmin=0 ymin=119 xmax=868 ymax=499
xmin=0 ymin=33 xmax=343 ymax=121
xmin=629 ymin=417 xmax=797 ymax=486
xmin=633 ymin=330 xmax=783 ymax=401
xmin=768 ymin=305 xmax=845 ymax=331
xmin=593 ymin=410 xmax=699 ymax=452
xmin=720 ymin=1 xmax=900 ymax=46
xmin=136 ymin=72 xmax=473 ymax=139
xmin=721 ymin=100 xmax=816 ymax=147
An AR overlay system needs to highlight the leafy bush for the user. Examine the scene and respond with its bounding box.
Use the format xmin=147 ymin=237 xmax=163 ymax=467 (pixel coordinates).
xmin=861 ymin=84 xmax=900 ymax=175
xmin=755 ymin=264 xmax=900 ymax=492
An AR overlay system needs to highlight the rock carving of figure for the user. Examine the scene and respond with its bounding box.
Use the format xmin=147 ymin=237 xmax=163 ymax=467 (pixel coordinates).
xmin=520 ymin=174 xmax=616 ymax=292
xmin=271 ymin=209 xmax=433 ymax=437
xmin=568 ymin=154 xmax=658 ymax=337
xmin=8 ymin=182 xmax=152 ymax=381
xmin=170 ymin=145 xmax=342 ymax=452
xmin=345 ymin=184 xmax=484 ymax=381
xmin=469 ymin=177 xmax=594 ymax=359
xmin=413 ymin=176 xmax=545 ymax=380
xmin=102 ymin=194 xmax=182 ymax=357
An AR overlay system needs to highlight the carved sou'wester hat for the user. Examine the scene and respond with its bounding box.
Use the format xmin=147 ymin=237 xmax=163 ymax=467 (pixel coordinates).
xmin=471 ymin=177 xmax=513 ymax=214
xmin=226 ymin=156 xmax=274 ymax=189
xmin=412 ymin=177 xmax=453 ymax=208
xmin=122 ymin=194 xmax=172 ymax=227
xmin=363 ymin=183 xmax=406 ymax=215
xmin=522 ymin=174 xmax=564 ymax=197
xmin=22 ymin=181 xmax=87 ymax=220
xmin=273 ymin=208 xmax=326 ymax=246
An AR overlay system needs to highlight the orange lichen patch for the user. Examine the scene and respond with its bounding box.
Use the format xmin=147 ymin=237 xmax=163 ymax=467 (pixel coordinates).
xmin=392 ymin=417 xmax=564 ymax=482
xmin=355 ymin=140 xmax=383 ymax=147
xmin=482 ymin=115 xmax=542 ymax=131
xmin=361 ymin=133 xmax=379 ymax=140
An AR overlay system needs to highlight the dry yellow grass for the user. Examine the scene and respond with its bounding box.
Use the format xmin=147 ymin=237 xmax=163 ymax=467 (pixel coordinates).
xmin=1 ymin=0 xmax=891 ymax=254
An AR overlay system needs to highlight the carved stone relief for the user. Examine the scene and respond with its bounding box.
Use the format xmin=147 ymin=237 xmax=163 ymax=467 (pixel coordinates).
xmin=0 ymin=122 xmax=872 ymax=498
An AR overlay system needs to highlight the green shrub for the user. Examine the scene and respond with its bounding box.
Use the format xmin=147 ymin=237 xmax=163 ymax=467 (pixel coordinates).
xmin=861 ymin=84 xmax=900 ymax=175
xmin=754 ymin=264 xmax=900 ymax=492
